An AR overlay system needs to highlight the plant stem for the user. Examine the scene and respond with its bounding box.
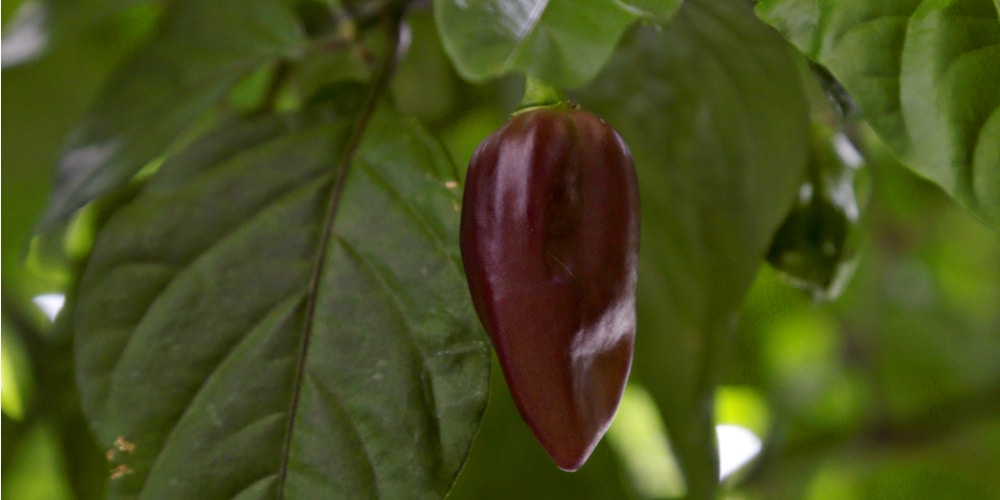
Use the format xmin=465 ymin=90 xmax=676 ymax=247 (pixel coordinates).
xmin=516 ymin=75 xmax=568 ymax=113
xmin=254 ymin=61 xmax=292 ymax=115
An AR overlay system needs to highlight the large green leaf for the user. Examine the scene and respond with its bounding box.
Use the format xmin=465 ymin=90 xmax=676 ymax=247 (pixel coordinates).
xmin=39 ymin=0 xmax=307 ymax=229
xmin=757 ymin=0 xmax=1000 ymax=227
xmin=71 ymin=98 xmax=490 ymax=497
xmin=433 ymin=0 xmax=681 ymax=88
xmin=580 ymin=0 xmax=811 ymax=496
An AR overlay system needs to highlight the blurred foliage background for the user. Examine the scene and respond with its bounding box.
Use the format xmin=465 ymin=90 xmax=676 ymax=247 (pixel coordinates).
xmin=4 ymin=3 xmax=1000 ymax=499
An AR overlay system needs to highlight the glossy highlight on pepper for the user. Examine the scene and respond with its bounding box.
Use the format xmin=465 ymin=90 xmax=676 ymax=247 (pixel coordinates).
xmin=459 ymin=107 xmax=640 ymax=471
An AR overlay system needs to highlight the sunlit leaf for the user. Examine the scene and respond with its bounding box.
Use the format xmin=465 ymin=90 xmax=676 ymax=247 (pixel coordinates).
xmin=39 ymin=0 xmax=308 ymax=229
xmin=3 ymin=423 xmax=75 ymax=499
xmin=1 ymin=326 xmax=33 ymax=420
xmin=580 ymin=0 xmax=811 ymax=494
xmin=757 ymin=0 xmax=1000 ymax=227
xmin=433 ymin=0 xmax=681 ymax=88
xmin=72 ymin=99 xmax=490 ymax=498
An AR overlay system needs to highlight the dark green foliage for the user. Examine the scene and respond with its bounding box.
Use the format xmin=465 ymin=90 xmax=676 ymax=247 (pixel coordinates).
xmin=2 ymin=0 xmax=998 ymax=498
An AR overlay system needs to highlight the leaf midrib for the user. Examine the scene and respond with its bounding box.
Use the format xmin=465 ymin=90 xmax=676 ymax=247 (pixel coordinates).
xmin=274 ymin=23 xmax=403 ymax=498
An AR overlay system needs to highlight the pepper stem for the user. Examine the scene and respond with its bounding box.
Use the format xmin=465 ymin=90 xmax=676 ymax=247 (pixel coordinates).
xmin=516 ymin=75 xmax=569 ymax=114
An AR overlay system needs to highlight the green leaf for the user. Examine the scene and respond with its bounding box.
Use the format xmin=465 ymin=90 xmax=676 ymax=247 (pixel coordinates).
xmin=433 ymin=0 xmax=681 ymax=88
xmin=756 ymin=0 xmax=1000 ymax=227
xmin=1 ymin=0 xmax=157 ymax=67
xmin=2 ymin=6 xmax=140 ymax=297
xmin=580 ymin=0 xmax=811 ymax=495
xmin=448 ymin=359 xmax=640 ymax=500
xmin=39 ymin=0 xmax=307 ymax=230
xmin=72 ymin=100 xmax=490 ymax=497
xmin=766 ymin=124 xmax=865 ymax=300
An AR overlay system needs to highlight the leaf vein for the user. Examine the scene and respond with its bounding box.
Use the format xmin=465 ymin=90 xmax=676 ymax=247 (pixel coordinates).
xmin=142 ymin=296 xmax=304 ymax=483
xmin=502 ymin=0 xmax=549 ymax=69
xmin=104 ymin=177 xmax=328 ymax=389
xmin=357 ymin=158 xmax=465 ymax=279
xmin=275 ymin=22 xmax=404 ymax=497
xmin=332 ymin=234 xmax=443 ymax=451
xmin=305 ymin=372 xmax=380 ymax=494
